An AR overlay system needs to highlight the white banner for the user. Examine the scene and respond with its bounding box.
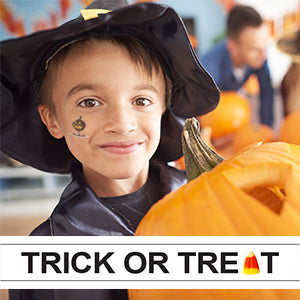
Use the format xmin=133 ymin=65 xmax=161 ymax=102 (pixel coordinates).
xmin=0 ymin=236 xmax=299 ymax=289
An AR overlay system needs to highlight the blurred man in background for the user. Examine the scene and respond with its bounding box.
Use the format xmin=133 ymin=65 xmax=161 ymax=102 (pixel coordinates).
xmin=201 ymin=5 xmax=274 ymax=127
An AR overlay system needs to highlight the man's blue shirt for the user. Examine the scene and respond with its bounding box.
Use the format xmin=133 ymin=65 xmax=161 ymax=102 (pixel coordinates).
xmin=201 ymin=40 xmax=274 ymax=126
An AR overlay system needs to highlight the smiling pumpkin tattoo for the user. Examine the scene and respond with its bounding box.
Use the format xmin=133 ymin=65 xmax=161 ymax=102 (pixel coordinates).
xmin=72 ymin=116 xmax=87 ymax=137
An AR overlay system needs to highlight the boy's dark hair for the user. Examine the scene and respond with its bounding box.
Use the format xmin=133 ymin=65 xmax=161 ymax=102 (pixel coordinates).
xmin=227 ymin=5 xmax=263 ymax=39
xmin=39 ymin=35 xmax=172 ymax=113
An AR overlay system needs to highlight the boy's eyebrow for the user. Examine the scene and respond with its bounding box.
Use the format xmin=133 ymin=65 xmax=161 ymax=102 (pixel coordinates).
xmin=134 ymin=84 xmax=159 ymax=94
xmin=67 ymin=84 xmax=97 ymax=98
xmin=66 ymin=83 xmax=160 ymax=98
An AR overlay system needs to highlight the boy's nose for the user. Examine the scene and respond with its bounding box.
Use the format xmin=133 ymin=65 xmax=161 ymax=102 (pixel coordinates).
xmin=103 ymin=106 xmax=137 ymax=135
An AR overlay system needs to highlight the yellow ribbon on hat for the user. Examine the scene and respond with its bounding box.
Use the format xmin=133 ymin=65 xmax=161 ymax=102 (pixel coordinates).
xmin=80 ymin=9 xmax=112 ymax=21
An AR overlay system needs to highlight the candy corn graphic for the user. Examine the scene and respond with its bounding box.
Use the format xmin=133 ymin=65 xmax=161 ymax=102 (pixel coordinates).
xmin=243 ymin=251 xmax=260 ymax=275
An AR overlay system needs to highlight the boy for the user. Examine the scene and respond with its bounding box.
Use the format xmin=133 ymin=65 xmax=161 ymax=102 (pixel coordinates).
xmin=1 ymin=0 xmax=219 ymax=298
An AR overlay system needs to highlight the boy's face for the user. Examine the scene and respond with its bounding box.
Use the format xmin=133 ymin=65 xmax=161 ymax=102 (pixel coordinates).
xmin=39 ymin=41 xmax=166 ymax=192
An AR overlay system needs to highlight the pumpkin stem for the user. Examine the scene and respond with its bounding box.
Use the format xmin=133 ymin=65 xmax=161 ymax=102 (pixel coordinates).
xmin=182 ymin=117 xmax=225 ymax=181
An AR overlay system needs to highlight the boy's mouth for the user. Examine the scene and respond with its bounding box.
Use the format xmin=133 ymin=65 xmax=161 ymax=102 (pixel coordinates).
xmin=99 ymin=141 xmax=143 ymax=155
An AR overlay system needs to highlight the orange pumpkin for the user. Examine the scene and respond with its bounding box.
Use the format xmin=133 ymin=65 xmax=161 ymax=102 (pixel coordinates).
xmin=130 ymin=142 xmax=300 ymax=299
xmin=232 ymin=123 xmax=276 ymax=153
xmin=198 ymin=91 xmax=251 ymax=138
xmin=279 ymin=110 xmax=300 ymax=145
xmin=135 ymin=142 xmax=300 ymax=236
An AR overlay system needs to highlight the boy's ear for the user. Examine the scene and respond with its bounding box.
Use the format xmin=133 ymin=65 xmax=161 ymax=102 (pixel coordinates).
xmin=38 ymin=105 xmax=64 ymax=139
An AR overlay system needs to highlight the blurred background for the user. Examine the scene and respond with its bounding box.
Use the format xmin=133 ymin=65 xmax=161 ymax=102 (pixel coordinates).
xmin=1 ymin=0 xmax=300 ymax=236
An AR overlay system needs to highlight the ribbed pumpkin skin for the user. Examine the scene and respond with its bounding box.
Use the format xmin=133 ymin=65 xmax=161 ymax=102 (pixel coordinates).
xmin=129 ymin=142 xmax=300 ymax=300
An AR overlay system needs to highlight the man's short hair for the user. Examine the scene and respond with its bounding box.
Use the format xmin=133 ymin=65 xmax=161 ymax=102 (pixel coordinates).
xmin=227 ymin=5 xmax=263 ymax=39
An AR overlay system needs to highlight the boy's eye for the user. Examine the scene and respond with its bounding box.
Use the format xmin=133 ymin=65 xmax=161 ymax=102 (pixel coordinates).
xmin=133 ymin=98 xmax=152 ymax=107
xmin=79 ymin=98 xmax=101 ymax=107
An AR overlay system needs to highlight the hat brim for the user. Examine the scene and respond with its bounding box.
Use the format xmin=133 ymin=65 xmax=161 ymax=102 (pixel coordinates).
xmin=0 ymin=2 xmax=219 ymax=173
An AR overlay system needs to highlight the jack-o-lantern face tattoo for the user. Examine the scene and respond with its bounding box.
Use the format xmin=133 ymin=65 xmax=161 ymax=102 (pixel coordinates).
xmin=72 ymin=116 xmax=87 ymax=137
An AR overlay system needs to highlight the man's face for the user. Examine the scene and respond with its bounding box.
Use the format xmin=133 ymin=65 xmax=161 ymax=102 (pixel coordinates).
xmin=40 ymin=41 xmax=166 ymax=193
xmin=231 ymin=24 xmax=270 ymax=69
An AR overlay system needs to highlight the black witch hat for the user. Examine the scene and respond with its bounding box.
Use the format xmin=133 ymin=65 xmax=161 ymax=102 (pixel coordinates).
xmin=0 ymin=0 xmax=219 ymax=173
